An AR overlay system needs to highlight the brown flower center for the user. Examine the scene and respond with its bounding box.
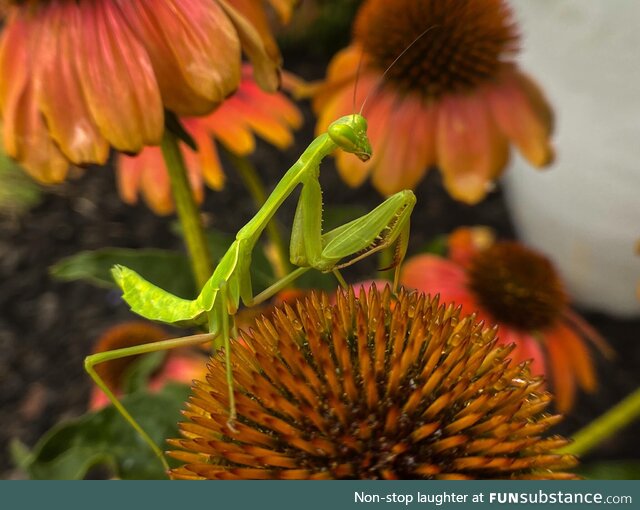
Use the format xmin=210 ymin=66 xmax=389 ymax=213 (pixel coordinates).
xmin=354 ymin=0 xmax=518 ymax=98
xmin=467 ymin=242 xmax=567 ymax=331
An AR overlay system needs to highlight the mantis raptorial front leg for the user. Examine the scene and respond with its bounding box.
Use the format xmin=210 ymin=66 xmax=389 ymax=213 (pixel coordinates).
xmin=85 ymin=113 xmax=416 ymax=472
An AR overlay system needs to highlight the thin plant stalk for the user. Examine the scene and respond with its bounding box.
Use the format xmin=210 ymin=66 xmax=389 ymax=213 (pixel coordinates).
xmin=560 ymin=386 xmax=640 ymax=456
xmin=161 ymin=130 xmax=213 ymax=289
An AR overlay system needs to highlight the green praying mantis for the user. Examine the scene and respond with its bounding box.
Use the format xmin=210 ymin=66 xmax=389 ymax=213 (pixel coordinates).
xmin=84 ymin=115 xmax=416 ymax=472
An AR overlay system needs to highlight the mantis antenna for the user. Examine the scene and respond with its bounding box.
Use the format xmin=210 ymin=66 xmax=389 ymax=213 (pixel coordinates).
xmin=359 ymin=24 xmax=440 ymax=116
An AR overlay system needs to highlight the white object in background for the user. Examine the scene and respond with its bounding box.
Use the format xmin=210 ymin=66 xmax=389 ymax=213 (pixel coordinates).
xmin=504 ymin=0 xmax=640 ymax=317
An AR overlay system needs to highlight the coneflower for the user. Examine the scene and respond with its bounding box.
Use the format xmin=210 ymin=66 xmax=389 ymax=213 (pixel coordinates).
xmin=401 ymin=229 xmax=613 ymax=413
xmin=314 ymin=0 xmax=554 ymax=204
xmin=169 ymin=286 xmax=578 ymax=480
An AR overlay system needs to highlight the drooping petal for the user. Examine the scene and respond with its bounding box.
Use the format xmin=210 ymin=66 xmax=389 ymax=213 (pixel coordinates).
xmin=371 ymin=92 xmax=436 ymax=195
xmin=544 ymin=331 xmax=576 ymax=413
xmin=117 ymin=153 xmax=145 ymax=205
xmin=116 ymin=0 xmax=241 ymax=115
xmin=140 ymin=151 xmax=174 ymax=216
xmin=217 ymin=0 xmax=280 ymax=92
xmin=224 ymin=97 xmax=295 ymax=150
xmin=436 ymin=93 xmax=509 ymax=204
xmin=75 ymin=0 xmax=164 ymax=152
xmin=550 ymin=323 xmax=597 ymax=393
xmin=487 ymin=67 xmax=554 ymax=167
xmin=190 ymin=126 xmax=225 ymax=190
xmin=204 ymin=112 xmax=255 ymax=156
xmin=11 ymin=83 xmax=69 ymax=183
xmin=32 ymin=2 xmax=108 ymax=164
xmin=0 ymin=11 xmax=31 ymax=157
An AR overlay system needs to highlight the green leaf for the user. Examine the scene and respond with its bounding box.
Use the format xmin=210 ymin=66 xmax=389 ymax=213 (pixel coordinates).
xmin=51 ymin=248 xmax=196 ymax=299
xmin=577 ymin=461 xmax=640 ymax=480
xmin=19 ymin=384 xmax=191 ymax=480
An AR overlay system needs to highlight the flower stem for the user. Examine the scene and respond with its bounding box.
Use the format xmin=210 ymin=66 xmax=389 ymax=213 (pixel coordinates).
xmin=161 ymin=130 xmax=213 ymax=289
xmin=224 ymin=148 xmax=291 ymax=278
xmin=560 ymin=386 xmax=640 ymax=456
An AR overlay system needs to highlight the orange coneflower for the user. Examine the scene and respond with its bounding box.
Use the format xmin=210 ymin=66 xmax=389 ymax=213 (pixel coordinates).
xmin=169 ymin=286 xmax=578 ymax=480
xmin=401 ymin=228 xmax=614 ymax=413
xmin=0 ymin=0 xmax=292 ymax=183
xmin=314 ymin=0 xmax=554 ymax=204
xmin=117 ymin=65 xmax=302 ymax=215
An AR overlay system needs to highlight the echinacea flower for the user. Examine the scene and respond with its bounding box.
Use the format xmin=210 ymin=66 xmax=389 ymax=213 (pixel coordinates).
xmin=0 ymin=0 xmax=290 ymax=183
xmin=89 ymin=321 xmax=206 ymax=410
xmin=314 ymin=0 xmax=554 ymax=204
xmin=401 ymin=228 xmax=613 ymax=413
xmin=117 ymin=66 xmax=302 ymax=215
xmin=169 ymin=286 xmax=578 ymax=480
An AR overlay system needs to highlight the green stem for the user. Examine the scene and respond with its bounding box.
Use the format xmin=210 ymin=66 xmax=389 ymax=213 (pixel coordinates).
xmin=560 ymin=386 xmax=640 ymax=456
xmin=161 ymin=130 xmax=213 ymax=289
xmin=224 ymin=148 xmax=291 ymax=278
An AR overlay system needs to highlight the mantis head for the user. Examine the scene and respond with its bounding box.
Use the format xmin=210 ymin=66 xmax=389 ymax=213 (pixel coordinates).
xmin=328 ymin=114 xmax=372 ymax=162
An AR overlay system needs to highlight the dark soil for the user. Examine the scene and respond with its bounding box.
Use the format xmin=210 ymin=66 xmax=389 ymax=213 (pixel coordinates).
xmin=1 ymin=91 xmax=639 ymax=480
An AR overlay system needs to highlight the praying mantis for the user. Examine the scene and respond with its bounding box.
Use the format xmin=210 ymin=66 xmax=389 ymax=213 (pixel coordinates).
xmin=84 ymin=113 xmax=416 ymax=472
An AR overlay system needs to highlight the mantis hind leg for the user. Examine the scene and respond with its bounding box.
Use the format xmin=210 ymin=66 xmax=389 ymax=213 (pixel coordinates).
xmin=84 ymin=332 xmax=215 ymax=473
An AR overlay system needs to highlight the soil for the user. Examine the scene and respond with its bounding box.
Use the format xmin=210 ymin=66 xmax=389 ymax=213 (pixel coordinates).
xmin=1 ymin=89 xmax=639 ymax=480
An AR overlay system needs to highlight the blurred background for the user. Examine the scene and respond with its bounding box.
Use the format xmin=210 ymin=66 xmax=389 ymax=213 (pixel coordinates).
xmin=1 ymin=0 xmax=639 ymax=479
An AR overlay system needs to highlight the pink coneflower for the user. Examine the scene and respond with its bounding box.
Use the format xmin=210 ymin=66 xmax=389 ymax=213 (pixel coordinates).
xmin=314 ymin=0 xmax=554 ymax=204
xmin=117 ymin=65 xmax=302 ymax=215
xmin=0 ymin=0 xmax=291 ymax=183
xmin=401 ymin=228 xmax=613 ymax=412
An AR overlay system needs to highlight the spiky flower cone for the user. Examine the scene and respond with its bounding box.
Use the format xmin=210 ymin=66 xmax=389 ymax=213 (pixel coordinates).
xmin=169 ymin=286 xmax=578 ymax=480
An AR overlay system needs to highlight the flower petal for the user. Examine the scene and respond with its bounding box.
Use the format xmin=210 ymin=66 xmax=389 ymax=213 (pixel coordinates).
xmin=0 ymin=11 xmax=31 ymax=157
xmin=401 ymin=254 xmax=469 ymax=303
xmin=75 ymin=0 xmax=164 ymax=152
xmin=502 ymin=330 xmax=546 ymax=378
xmin=371 ymin=92 xmax=436 ymax=195
xmin=487 ymin=68 xmax=554 ymax=167
xmin=140 ymin=150 xmax=174 ymax=216
xmin=33 ymin=2 xmax=109 ymax=163
xmin=313 ymin=45 xmax=363 ymax=109
xmin=544 ymin=331 xmax=576 ymax=413
xmin=551 ymin=323 xmax=597 ymax=393
xmin=10 ymin=83 xmax=69 ymax=183
xmin=117 ymin=153 xmax=144 ymax=205
xmin=436 ymin=93 xmax=509 ymax=204
xmin=191 ymin=127 xmax=225 ymax=190
xmin=217 ymin=0 xmax=280 ymax=92
xmin=117 ymin=0 xmax=240 ymax=115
